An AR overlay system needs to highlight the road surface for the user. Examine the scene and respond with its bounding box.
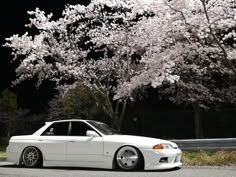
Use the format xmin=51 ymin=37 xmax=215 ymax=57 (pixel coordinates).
xmin=0 ymin=165 xmax=235 ymax=177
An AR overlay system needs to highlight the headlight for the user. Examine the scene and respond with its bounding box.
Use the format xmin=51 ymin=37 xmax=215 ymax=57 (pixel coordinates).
xmin=153 ymin=143 xmax=173 ymax=150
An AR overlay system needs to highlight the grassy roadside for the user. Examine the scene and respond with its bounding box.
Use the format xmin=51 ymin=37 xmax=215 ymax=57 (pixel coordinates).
xmin=182 ymin=151 xmax=236 ymax=166
xmin=0 ymin=137 xmax=8 ymax=159
xmin=0 ymin=151 xmax=7 ymax=159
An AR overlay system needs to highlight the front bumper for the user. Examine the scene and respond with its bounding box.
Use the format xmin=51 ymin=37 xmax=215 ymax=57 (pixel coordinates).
xmin=141 ymin=148 xmax=182 ymax=170
xmin=6 ymin=146 xmax=21 ymax=165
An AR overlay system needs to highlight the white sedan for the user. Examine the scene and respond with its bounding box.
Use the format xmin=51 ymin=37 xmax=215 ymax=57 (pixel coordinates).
xmin=7 ymin=119 xmax=182 ymax=170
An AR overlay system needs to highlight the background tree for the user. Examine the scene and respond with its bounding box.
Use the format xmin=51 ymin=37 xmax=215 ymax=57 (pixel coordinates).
xmin=47 ymin=85 xmax=112 ymax=124
xmin=5 ymin=0 xmax=235 ymax=135
xmin=0 ymin=89 xmax=17 ymax=138
xmin=116 ymin=0 xmax=236 ymax=138
xmin=63 ymin=85 xmax=111 ymax=123
xmin=158 ymin=46 xmax=236 ymax=138
xmin=47 ymin=94 xmax=70 ymax=121
xmin=4 ymin=0 xmax=178 ymax=130
xmin=163 ymin=0 xmax=236 ymax=138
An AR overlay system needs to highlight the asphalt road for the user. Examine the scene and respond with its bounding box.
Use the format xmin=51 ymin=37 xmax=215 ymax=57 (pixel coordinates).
xmin=0 ymin=165 xmax=235 ymax=177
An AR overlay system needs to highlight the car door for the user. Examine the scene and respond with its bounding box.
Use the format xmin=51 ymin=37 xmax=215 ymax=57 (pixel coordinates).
xmin=66 ymin=121 xmax=104 ymax=162
xmin=38 ymin=122 xmax=69 ymax=161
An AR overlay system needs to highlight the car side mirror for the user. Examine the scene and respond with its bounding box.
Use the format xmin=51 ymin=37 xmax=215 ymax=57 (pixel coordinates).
xmin=86 ymin=130 xmax=99 ymax=137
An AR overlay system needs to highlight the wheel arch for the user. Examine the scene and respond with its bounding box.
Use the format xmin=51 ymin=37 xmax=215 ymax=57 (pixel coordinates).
xmin=112 ymin=145 xmax=145 ymax=170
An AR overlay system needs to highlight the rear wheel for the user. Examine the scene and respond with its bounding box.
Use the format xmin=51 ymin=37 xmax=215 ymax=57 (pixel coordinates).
xmin=116 ymin=146 xmax=143 ymax=171
xmin=22 ymin=146 xmax=42 ymax=167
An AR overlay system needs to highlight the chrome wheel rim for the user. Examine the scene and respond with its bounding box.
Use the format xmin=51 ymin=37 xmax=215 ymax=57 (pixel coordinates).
xmin=22 ymin=147 xmax=39 ymax=167
xmin=116 ymin=146 xmax=139 ymax=170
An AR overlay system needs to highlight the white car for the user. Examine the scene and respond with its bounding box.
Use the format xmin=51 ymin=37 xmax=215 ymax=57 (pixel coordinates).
xmin=7 ymin=119 xmax=182 ymax=170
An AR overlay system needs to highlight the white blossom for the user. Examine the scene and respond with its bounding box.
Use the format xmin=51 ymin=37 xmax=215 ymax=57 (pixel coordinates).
xmin=4 ymin=0 xmax=236 ymax=104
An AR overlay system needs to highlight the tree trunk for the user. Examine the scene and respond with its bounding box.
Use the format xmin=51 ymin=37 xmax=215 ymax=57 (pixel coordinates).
xmin=7 ymin=115 xmax=12 ymax=138
xmin=113 ymin=101 xmax=120 ymax=129
xmin=192 ymin=103 xmax=204 ymax=139
xmin=119 ymin=100 xmax=127 ymax=132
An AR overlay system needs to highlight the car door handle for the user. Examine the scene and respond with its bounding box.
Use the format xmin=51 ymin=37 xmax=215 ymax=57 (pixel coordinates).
xmin=69 ymin=140 xmax=76 ymax=143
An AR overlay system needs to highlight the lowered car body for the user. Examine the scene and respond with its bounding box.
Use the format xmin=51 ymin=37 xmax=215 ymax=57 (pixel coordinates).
xmin=7 ymin=119 xmax=182 ymax=170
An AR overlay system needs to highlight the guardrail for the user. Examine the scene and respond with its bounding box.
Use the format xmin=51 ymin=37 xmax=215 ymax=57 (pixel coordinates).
xmin=172 ymin=138 xmax=236 ymax=151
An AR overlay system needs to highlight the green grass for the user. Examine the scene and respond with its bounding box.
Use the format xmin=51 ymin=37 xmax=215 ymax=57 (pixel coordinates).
xmin=0 ymin=137 xmax=9 ymax=158
xmin=182 ymin=151 xmax=236 ymax=166
xmin=0 ymin=151 xmax=7 ymax=159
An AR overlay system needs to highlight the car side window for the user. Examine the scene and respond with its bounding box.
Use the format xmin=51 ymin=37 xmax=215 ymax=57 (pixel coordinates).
xmin=41 ymin=122 xmax=69 ymax=136
xmin=70 ymin=122 xmax=93 ymax=136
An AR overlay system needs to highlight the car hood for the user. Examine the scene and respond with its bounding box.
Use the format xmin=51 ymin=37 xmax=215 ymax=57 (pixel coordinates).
xmin=103 ymin=135 xmax=178 ymax=149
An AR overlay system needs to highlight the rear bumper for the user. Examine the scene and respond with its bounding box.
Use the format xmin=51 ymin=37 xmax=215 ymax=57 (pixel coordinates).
xmin=141 ymin=148 xmax=182 ymax=170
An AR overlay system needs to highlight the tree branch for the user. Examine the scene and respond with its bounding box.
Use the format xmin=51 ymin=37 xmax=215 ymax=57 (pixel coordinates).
xmin=200 ymin=0 xmax=236 ymax=75
xmin=164 ymin=1 xmax=190 ymax=25
xmin=201 ymin=0 xmax=227 ymax=59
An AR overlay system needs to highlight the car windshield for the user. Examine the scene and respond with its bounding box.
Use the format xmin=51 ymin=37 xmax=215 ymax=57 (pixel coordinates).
xmin=87 ymin=121 xmax=120 ymax=135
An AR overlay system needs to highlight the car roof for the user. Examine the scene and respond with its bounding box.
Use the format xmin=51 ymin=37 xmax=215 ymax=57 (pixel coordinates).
xmin=47 ymin=119 xmax=88 ymax=123
xmin=33 ymin=119 xmax=104 ymax=136
xmin=46 ymin=119 xmax=104 ymax=125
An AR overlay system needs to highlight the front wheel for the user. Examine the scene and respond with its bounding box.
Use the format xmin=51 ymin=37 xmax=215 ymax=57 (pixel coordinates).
xmin=22 ymin=146 xmax=42 ymax=167
xmin=116 ymin=146 xmax=143 ymax=171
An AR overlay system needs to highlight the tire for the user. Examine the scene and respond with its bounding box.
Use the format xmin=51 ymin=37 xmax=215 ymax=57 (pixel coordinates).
xmin=22 ymin=146 xmax=42 ymax=168
xmin=116 ymin=146 xmax=143 ymax=171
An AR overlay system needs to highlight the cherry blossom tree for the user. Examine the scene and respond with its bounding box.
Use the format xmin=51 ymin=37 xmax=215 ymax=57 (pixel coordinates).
xmin=5 ymin=0 xmax=179 ymax=129
xmin=166 ymin=0 xmax=236 ymax=138
xmin=117 ymin=0 xmax=236 ymax=96
xmin=116 ymin=0 xmax=236 ymax=138
xmin=5 ymin=0 xmax=235 ymax=134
